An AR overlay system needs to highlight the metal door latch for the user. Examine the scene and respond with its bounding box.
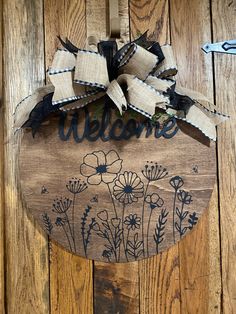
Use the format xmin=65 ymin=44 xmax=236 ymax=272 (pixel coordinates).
xmin=202 ymin=39 xmax=236 ymax=55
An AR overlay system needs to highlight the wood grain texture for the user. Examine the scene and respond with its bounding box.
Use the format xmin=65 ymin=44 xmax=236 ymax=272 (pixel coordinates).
xmin=130 ymin=0 xmax=169 ymax=45
xmin=129 ymin=1 xmax=181 ymax=313
xmin=86 ymin=0 xmax=140 ymax=311
xmin=0 ymin=0 xmax=4 ymax=312
xmin=94 ymin=262 xmax=139 ymax=314
xmin=50 ymin=247 xmax=93 ymax=314
xmin=212 ymin=0 xmax=236 ymax=312
xmin=44 ymin=0 xmax=93 ymax=313
xmin=208 ymin=186 xmax=221 ymax=312
xmin=139 ymin=253 xmax=181 ymax=313
xmin=1 ymin=0 xmax=235 ymax=312
xmin=44 ymin=0 xmax=86 ymax=67
xmin=19 ymin=113 xmax=216 ymax=261
xmin=3 ymin=0 xmax=49 ymax=313
xmin=170 ymin=0 xmax=222 ymax=312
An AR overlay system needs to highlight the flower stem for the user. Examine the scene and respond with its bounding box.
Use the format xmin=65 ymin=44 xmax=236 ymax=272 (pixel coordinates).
xmin=107 ymin=235 xmax=117 ymax=262
xmin=180 ymin=202 xmax=184 ymax=239
xmin=65 ymin=212 xmax=76 ymax=253
xmin=147 ymin=208 xmax=153 ymax=257
xmin=62 ymin=225 xmax=73 ymax=252
xmin=118 ymin=206 xmax=125 ymax=260
xmin=72 ymin=194 xmax=76 ymax=251
xmin=122 ymin=203 xmax=128 ymax=262
xmin=107 ymin=221 xmax=118 ymax=262
xmin=126 ymin=228 xmax=130 ymax=250
xmin=107 ymin=183 xmax=117 ymax=218
xmin=172 ymin=190 xmax=177 ymax=244
xmin=142 ymin=181 xmax=150 ymax=257
xmin=125 ymin=228 xmax=130 ymax=262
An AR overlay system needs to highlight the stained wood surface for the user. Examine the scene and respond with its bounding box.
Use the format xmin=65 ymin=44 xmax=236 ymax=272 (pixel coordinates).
xmin=0 ymin=0 xmax=4 ymax=312
xmin=19 ymin=112 xmax=216 ymax=261
xmin=170 ymin=0 xmax=222 ymax=312
xmin=86 ymin=1 xmax=140 ymax=313
xmin=94 ymin=262 xmax=139 ymax=313
xmin=1 ymin=1 xmax=235 ymax=314
xmin=3 ymin=0 xmax=49 ymax=313
xmin=212 ymin=1 xmax=236 ymax=312
xmin=44 ymin=1 xmax=93 ymax=313
xmin=130 ymin=1 xmax=182 ymax=313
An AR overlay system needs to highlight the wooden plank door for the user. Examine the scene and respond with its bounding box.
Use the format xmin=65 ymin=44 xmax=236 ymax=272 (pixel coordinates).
xmin=3 ymin=1 xmax=49 ymax=313
xmin=1 ymin=0 xmax=236 ymax=313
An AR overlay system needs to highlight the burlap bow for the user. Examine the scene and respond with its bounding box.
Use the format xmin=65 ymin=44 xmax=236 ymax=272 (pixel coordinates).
xmin=14 ymin=33 xmax=228 ymax=140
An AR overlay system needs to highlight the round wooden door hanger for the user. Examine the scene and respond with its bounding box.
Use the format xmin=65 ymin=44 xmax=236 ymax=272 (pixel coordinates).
xmin=18 ymin=34 xmax=225 ymax=263
xmin=19 ymin=102 xmax=216 ymax=263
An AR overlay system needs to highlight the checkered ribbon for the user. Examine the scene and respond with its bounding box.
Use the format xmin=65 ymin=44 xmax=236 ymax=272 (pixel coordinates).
xmin=14 ymin=35 xmax=228 ymax=140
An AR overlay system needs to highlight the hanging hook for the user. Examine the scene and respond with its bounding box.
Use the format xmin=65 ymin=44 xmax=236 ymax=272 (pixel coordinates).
xmin=109 ymin=0 xmax=120 ymax=39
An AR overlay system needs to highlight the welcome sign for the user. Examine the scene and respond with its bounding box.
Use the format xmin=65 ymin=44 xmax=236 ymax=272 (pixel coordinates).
xmin=58 ymin=104 xmax=179 ymax=142
xmin=19 ymin=103 xmax=216 ymax=262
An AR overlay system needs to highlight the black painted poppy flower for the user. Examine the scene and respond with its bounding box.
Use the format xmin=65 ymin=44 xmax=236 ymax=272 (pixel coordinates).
xmin=145 ymin=193 xmax=164 ymax=209
xmin=124 ymin=214 xmax=141 ymax=230
xmin=80 ymin=150 xmax=123 ymax=185
xmin=177 ymin=190 xmax=192 ymax=205
xmin=113 ymin=171 xmax=144 ymax=204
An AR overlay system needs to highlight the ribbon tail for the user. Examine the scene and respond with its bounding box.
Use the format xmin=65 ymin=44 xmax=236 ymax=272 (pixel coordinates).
xmin=171 ymin=86 xmax=229 ymax=140
xmin=176 ymin=86 xmax=229 ymax=121
xmin=106 ymin=80 xmax=127 ymax=115
xmin=57 ymin=36 xmax=79 ymax=53
xmin=14 ymin=85 xmax=55 ymax=131
xmin=166 ymin=106 xmax=217 ymax=141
